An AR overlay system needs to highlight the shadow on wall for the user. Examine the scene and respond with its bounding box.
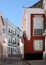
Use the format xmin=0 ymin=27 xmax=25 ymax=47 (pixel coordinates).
xmin=43 ymin=52 xmax=46 ymax=63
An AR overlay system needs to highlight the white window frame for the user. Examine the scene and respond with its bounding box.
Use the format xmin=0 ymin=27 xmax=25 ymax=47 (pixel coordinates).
xmin=33 ymin=40 xmax=43 ymax=51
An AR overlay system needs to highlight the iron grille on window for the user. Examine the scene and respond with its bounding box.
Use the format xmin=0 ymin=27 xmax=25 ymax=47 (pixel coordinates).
xmin=34 ymin=29 xmax=43 ymax=35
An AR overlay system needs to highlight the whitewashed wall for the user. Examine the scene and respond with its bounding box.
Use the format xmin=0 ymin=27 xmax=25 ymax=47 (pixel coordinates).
xmin=43 ymin=0 xmax=46 ymax=10
xmin=25 ymin=8 xmax=44 ymax=40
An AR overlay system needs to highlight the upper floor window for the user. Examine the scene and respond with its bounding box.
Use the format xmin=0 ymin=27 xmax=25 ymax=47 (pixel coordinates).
xmin=8 ymin=28 xmax=10 ymax=32
xmin=17 ymin=43 xmax=19 ymax=46
xmin=12 ymin=40 xmax=15 ymax=44
xmin=8 ymin=47 xmax=11 ymax=52
xmin=15 ymin=49 xmax=16 ymax=52
xmin=8 ymin=36 xmax=12 ymax=43
xmin=33 ymin=15 xmax=44 ymax=36
xmin=8 ymin=39 xmax=11 ymax=43
xmin=12 ymin=31 xmax=14 ymax=35
xmin=3 ymin=29 xmax=5 ymax=33
xmin=15 ymin=38 xmax=16 ymax=44
xmin=15 ymin=30 xmax=16 ymax=35
xmin=11 ymin=29 xmax=12 ymax=33
xmin=17 ymin=34 xmax=19 ymax=37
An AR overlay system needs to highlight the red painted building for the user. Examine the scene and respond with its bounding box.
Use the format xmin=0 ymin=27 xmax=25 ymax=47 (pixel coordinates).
xmin=21 ymin=2 xmax=46 ymax=60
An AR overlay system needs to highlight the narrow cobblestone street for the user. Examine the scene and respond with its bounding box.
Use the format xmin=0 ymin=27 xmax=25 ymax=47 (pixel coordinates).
xmin=0 ymin=56 xmax=46 ymax=65
xmin=0 ymin=60 xmax=28 ymax=65
xmin=0 ymin=56 xmax=31 ymax=65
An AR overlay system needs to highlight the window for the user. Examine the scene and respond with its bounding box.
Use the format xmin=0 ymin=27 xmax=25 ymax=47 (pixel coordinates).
xmin=15 ymin=38 xmax=16 ymax=44
xmin=8 ymin=36 xmax=11 ymax=43
xmin=11 ymin=29 xmax=12 ymax=33
xmin=17 ymin=43 xmax=19 ymax=46
xmin=8 ymin=39 xmax=10 ymax=43
xmin=8 ymin=39 xmax=11 ymax=43
xmin=15 ymin=30 xmax=16 ymax=35
xmin=8 ymin=47 xmax=10 ymax=52
xmin=15 ymin=49 xmax=16 ymax=52
xmin=23 ymin=31 xmax=27 ymax=39
xmin=8 ymin=28 xmax=10 ymax=32
xmin=33 ymin=15 xmax=44 ymax=36
xmin=12 ymin=31 xmax=14 ymax=35
xmin=13 ymin=40 xmax=14 ymax=44
xmin=17 ymin=34 xmax=19 ymax=37
xmin=13 ymin=48 xmax=14 ymax=52
xmin=33 ymin=40 xmax=43 ymax=51
xmin=3 ymin=29 xmax=5 ymax=33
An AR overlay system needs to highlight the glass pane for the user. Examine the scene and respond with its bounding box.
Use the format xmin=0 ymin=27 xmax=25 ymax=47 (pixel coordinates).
xmin=34 ymin=29 xmax=43 ymax=35
xmin=33 ymin=15 xmax=44 ymax=35
xmin=33 ymin=40 xmax=43 ymax=51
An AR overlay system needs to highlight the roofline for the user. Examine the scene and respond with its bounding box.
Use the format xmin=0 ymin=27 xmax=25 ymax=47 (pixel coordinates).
xmin=1 ymin=16 xmax=4 ymax=26
xmin=29 ymin=0 xmax=41 ymax=8
xmin=17 ymin=27 xmax=22 ymax=32
xmin=24 ymin=0 xmax=43 ymax=8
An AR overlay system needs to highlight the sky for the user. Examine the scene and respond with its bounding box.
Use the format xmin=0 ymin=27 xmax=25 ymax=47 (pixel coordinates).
xmin=0 ymin=0 xmax=40 ymax=29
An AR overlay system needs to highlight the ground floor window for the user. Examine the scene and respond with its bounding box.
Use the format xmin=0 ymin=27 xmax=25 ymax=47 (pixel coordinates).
xmin=33 ymin=40 xmax=43 ymax=51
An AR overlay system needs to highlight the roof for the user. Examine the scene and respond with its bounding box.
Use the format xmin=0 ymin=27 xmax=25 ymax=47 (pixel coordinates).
xmin=0 ymin=12 xmax=4 ymax=26
xmin=17 ymin=27 xmax=22 ymax=32
xmin=0 ymin=16 xmax=4 ymax=26
xmin=27 ymin=0 xmax=43 ymax=8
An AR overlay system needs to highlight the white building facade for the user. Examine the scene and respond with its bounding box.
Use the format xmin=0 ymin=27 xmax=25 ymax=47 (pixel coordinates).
xmin=2 ymin=19 xmax=21 ymax=57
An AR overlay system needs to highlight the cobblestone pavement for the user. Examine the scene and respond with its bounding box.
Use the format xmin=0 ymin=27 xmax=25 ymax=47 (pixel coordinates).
xmin=27 ymin=60 xmax=46 ymax=65
xmin=0 ymin=59 xmax=31 ymax=65
xmin=0 ymin=56 xmax=46 ymax=65
xmin=0 ymin=56 xmax=31 ymax=65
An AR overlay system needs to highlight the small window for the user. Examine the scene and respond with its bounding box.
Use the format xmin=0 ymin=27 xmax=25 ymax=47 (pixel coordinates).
xmin=17 ymin=34 xmax=19 ymax=37
xmin=34 ymin=29 xmax=43 ymax=35
xmin=12 ymin=31 xmax=14 ymax=35
xmin=12 ymin=48 xmax=14 ymax=52
xmin=15 ymin=38 xmax=16 ymax=44
xmin=3 ymin=29 xmax=5 ymax=33
xmin=9 ymin=47 xmax=10 ymax=52
xmin=33 ymin=15 xmax=44 ymax=36
xmin=15 ymin=30 xmax=16 ymax=35
xmin=33 ymin=40 xmax=43 ymax=51
xmin=17 ymin=43 xmax=19 ymax=46
xmin=8 ymin=38 xmax=11 ymax=43
xmin=15 ymin=49 xmax=16 ymax=52
xmin=8 ymin=28 xmax=10 ymax=32
xmin=11 ymin=29 xmax=12 ymax=33
xmin=13 ymin=40 xmax=14 ymax=44
xmin=9 ymin=39 xmax=10 ymax=43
